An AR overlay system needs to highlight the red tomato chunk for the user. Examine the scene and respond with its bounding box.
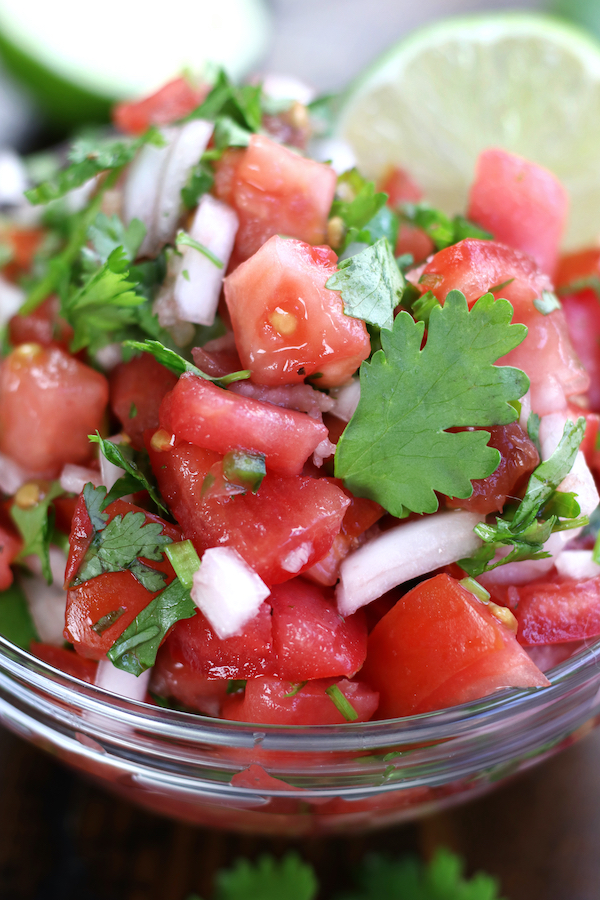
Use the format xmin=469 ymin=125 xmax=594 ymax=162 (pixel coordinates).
xmin=224 ymin=236 xmax=371 ymax=387
xmin=113 ymin=76 xmax=206 ymax=135
xmin=0 ymin=343 xmax=108 ymax=477
xmin=110 ymin=352 xmax=178 ymax=450
xmin=161 ymin=373 xmax=329 ymax=475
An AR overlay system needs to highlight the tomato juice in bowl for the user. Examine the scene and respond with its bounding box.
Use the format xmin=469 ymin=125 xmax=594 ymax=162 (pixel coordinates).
xmin=4 ymin=16 xmax=600 ymax=833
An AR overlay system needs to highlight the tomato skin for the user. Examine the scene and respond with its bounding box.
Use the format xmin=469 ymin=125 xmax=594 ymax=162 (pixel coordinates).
xmin=221 ymin=676 xmax=379 ymax=725
xmin=269 ymin=578 xmax=367 ymax=681
xmin=467 ymin=148 xmax=568 ymax=276
xmin=113 ymin=77 xmax=205 ymax=135
xmin=418 ymin=239 xmax=589 ymax=415
xmin=0 ymin=515 xmax=22 ymax=590
xmin=161 ymin=373 xmax=329 ymax=476
xmin=165 ymin=602 xmax=275 ymax=679
xmin=151 ymin=643 xmax=229 ymax=714
xmin=30 ymin=642 xmax=98 ymax=683
xmin=378 ymin=166 xmax=423 ymax=206
xmin=213 ymin=134 xmax=337 ymax=265
xmin=148 ymin=439 xmax=350 ymax=585
xmin=447 ymin=423 xmax=539 ymax=515
xmin=224 ymin=235 xmax=371 ymax=388
xmin=488 ymin=575 xmax=600 ymax=645
xmin=361 ymin=573 xmax=549 ymax=718
xmin=0 ymin=344 xmax=109 ymax=477
xmin=64 ymin=495 xmax=181 ymax=659
xmin=110 ymin=353 xmax=177 ymax=449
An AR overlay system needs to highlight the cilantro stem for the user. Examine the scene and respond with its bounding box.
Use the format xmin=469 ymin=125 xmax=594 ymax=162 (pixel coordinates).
xmin=325 ymin=684 xmax=358 ymax=721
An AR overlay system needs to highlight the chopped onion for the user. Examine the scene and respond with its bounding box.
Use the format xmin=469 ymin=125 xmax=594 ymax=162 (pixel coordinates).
xmin=173 ymin=194 xmax=239 ymax=325
xmin=555 ymin=550 xmax=600 ymax=581
xmin=95 ymin=659 xmax=151 ymax=701
xmin=336 ymin=511 xmax=483 ymax=616
xmin=60 ymin=464 xmax=102 ymax=494
xmin=309 ymin=137 xmax=357 ymax=174
xmin=20 ymin=547 xmax=68 ymax=645
xmin=478 ymin=530 xmax=573 ymax=586
xmin=191 ymin=546 xmax=270 ymax=639
xmin=154 ymin=119 xmax=214 ymax=249
xmin=0 ymin=274 xmax=24 ymax=327
xmin=0 ymin=451 xmax=30 ymax=494
xmin=328 ymin=378 xmax=360 ymax=422
xmin=261 ymin=73 xmax=316 ymax=106
xmin=94 ymin=342 xmax=123 ymax=371
xmin=122 ymin=128 xmax=178 ymax=257
xmin=0 ymin=148 xmax=27 ymax=206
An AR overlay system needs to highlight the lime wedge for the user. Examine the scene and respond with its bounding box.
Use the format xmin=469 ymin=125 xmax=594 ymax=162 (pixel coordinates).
xmin=335 ymin=13 xmax=600 ymax=249
xmin=0 ymin=0 xmax=271 ymax=127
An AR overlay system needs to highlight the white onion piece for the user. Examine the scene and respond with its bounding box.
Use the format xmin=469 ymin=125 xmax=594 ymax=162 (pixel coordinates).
xmin=518 ymin=390 xmax=532 ymax=432
xmin=99 ymin=434 xmax=126 ymax=492
xmin=122 ymin=128 xmax=177 ymax=257
xmin=539 ymin=410 xmax=599 ymax=516
xmin=555 ymin=550 xmax=600 ymax=581
xmin=95 ymin=659 xmax=151 ymax=701
xmin=154 ymin=119 xmax=214 ymax=249
xmin=313 ymin=437 xmax=336 ymax=467
xmin=0 ymin=274 xmax=24 ymax=327
xmin=309 ymin=137 xmax=357 ymax=174
xmin=173 ymin=195 xmax=238 ymax=326
xmin=478 ymin=530 xmax=575 ymax=586
xmin=60 ymin=464 xmax=102 ymax=495
xmin=0 ymin=451 xmax=30 ymax=494
xmin=329 ymin=378 xmax=360 ymax=422
xmin=0 ymin=149 xmax=27 ymax=206
xmin=94 ymin=342 xmax=123 ymax=372
xmin=20 ymin=547 xmax=67 ymax=645
xmin=191 ymin=546 xmax=270 ymax=640
xmin=261 ymin=73 xmax=316 ymax=106
xmin=336 ymin=511 xmax=483 ymax=617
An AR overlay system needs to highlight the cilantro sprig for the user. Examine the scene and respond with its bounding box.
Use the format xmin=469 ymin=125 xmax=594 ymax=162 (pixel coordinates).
xmin=88 ymin=433 xmax=169 ymax=515
xmin=459 ymin=418 xmax=587 ymax=576
xmin=401 ymin=203 xmax=493 ymax=251
xmin=326 ymin=238 xmax=405 ymax=331
xmin=70 ymin=483 xmax=173 ymax=591
xmin=330 ymin=169 xmax=399 ymax=253
xmin=10 ymin=481 xmax=64 ymax=584
xmin=123 ymin=338 xmax=251 ymax=386
xmin=335 ymin=291 xmax=529 ymax=517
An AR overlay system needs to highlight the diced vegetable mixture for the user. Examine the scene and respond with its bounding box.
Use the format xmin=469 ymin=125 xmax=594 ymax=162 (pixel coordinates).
xmin=2 ymin=72 xmax=600 ymax=725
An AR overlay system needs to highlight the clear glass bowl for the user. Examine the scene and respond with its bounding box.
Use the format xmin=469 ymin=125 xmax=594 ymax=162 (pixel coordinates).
xmin=2 ymin=633 xmax=600 ymax=835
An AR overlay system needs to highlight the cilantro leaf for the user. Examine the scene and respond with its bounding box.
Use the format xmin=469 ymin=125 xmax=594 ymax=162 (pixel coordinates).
xmin=83 ymin=482 xmax=109 ymax=530
xmin=186 ymin=69 xmax=262 ymax=137
xmin=459 ymin=418 xmax=586 ymax=577
xmin=533 ymin=290 xmax=561 ymax=316
xmin=88 ymin=433 xmax=169 ymax=515
xmin=335 ymin=291 xmax=529 ymax=516
xmin=10 ymin=481 xmax=64 ymax=584
xmin=0 ymin=583 xmax=40 ymax=649
xmin=402 ymin=203 xmax=493 ymax=250
xmin=24 ymin=129 xmax=164 ymax=205
xmin=331 ymin=169 xmax=388 ymax=231
xmin=84 ymin=213 xmax=147 ymax=268
xmin=213 ymin=854 xmax=318 ymax=900
xmin=326 ymin=238 xmax=405 ymax=331
xmin=181 ymin=157 xmax=215 ymax=210
xmin=335 ymin=849 xmax=505 ymax=900
xmin=107 ymin=576 xmax=196 ymax=676
xmin=123 ymin=338 xmax=251 ymax=386
xmin=64 ymin=246 xmax=144 ymax=353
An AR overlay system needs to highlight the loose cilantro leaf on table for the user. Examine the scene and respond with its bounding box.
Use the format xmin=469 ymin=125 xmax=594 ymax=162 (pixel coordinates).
xmin=335 ymin=291 xmax=529 ymax=517
xmin=326 ymin=238 xmax=405 ymax=331
xmin=24 ymin=129 xmax=164 ymax=206
xmin=10 ymin=481 xmax=64 ymax=584
xmin=71 ymin=483 xmax=173 ymax=591
xmin=0 ymin=583 xmax=40 ymax=649
xmin=211 ymin=853 xmax=318 ymax=900
xmin=459 ymin=418 xmax=586 ymax=576
xmin=107 ymin=576 xmax=196 ymax=676
xmin=124 ymin=338 xmax=251 ymax=386
xmin=89 ymin=433 xmax=169 ymax=515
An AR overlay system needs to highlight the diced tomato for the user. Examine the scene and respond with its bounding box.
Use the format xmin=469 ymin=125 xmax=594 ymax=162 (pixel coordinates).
xmin=224 ymin=236 xmax=371 ymax=388
xmin=191 ymin=332 xmax=242 ymax=378
xmin=566 ymin=403 xmax=600 ymax=467
xmin=269 ymin=578 xmax=367 ymax=681
xmin=395 ymin=223 xmax=435 ymax=264
xmin=150 ymin=642 xmax=229 ymax=714
xmin=53 ymin=495 xmax=79 ymax=535
xmin=30 ymin=642 xmax=98 ymax=683
xmin=213 ymin=134 xmax=337 ymax=265
xmin=110 ymin=352 xmax=178 ymax=449
xmin=0 ymin=344 xmax=108 ymax=477
xmin=556 ymin=249 xmax=600 ymax=413
xmin=160 ymin=373 xmax=329 ymax=476
xmin=148 ymin=439 xmax=350 ymax=585
xmin=361 ymin=573 xmax=549 ymax=718
xmin=447 ymin=423 xmax=539 ymax=515
xmin=526 ymin=639 xmax=587 ymax=672
xmin=64 ymin=495 xmax=181 ymax=659
xmin=165 ymin=602 xmax=275 ymax=679
xmin=418 ymin=239 xmax=589 ymax=415
xmin=0 ymin=514 xmax=22 ymax=591
xmin=488 ymin=574 xmax=600 ymax=646
xmin=8 ymin=297 xmax=73 ymax=351
xmin=1 ymin=226 xmax=45 ymax=282
xmin=221 ymin=676 xmax=379 ymax=725
xmin=378 ymin=166 xmax=423 ymax=206
xmin=467 ymin=148 xmax=568 ymax=276
xmin=112 ymin=76 xmax=206 ymax=135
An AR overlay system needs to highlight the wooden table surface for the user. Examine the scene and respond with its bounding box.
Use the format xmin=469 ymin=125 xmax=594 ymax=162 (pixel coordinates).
xmin=1 ymin=721 xmax=599 ymax=900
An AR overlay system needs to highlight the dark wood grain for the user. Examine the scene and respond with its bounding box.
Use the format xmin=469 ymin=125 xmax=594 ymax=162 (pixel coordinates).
xmin=1 ymin=724 xmax=600 ymax=900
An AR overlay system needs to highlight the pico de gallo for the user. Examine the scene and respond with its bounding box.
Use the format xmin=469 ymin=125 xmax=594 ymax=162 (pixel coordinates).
xmin=1 ymin=72 xmax=600 ymax=726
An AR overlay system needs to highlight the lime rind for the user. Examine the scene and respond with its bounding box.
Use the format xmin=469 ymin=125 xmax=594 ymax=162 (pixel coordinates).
xmin=335 ymin=12 xmax=600 ymax=249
